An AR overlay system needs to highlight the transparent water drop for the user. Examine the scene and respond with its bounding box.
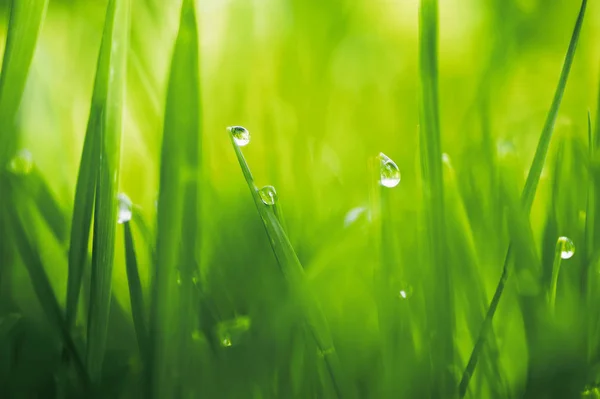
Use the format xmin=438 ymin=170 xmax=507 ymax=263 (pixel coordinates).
xmin=117 ymin=193 xmax=133 ymax=224
xmin=221 ymin=335 xmax=233 ymax=347
xmin=8 ymin=149 xmax=33 ymax=175
xmin=215 ymin=315 xmax=251 ymax=348
xmin=398 ymin=283 xmax=414 ymax=299
xmin=379 ymin=152 xmax=401 ymax=188
xmin=176 ymin=270 xmax=182 ymax=286
xmin=442 ymin=153 xmax=451 ymax=164
xmin=344 ymin=206 xmax=371 ymax=227
xmin=259 ymin=185 xmax=278 ymax=205
xmin=558 ymin=236 xmax=575 ymax=259
xmin=227 ymin=126 xmax=250 ymax=147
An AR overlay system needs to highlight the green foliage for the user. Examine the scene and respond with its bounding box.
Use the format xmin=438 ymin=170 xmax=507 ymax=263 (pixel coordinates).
xmin=0 ymin=0 xmax=599 ymax=397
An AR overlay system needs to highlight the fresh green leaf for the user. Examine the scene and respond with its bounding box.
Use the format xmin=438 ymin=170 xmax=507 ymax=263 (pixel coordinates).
xmin=149 ymin=1 xmax=201 ymax=397
xmin=0 ymin=0 xmax=49 ymax=165
xmin=86 ymin=0 xmax=131 ymax=383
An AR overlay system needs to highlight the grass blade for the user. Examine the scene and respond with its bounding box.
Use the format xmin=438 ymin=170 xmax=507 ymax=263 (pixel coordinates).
xmin=8 ymin=167 xmax=68 ymax=245
xmin=6 ymin=184 xmax=89 ymax=390
xmin=458 ymin=1 xmax=588 ymax=396
xmin=418 ymin=0 xmax=454 ymax=394
xmin=123 ymin=221 xmax=149 ymax=362
xmin=65 ymin=110 xmax=101 ymax=330
xmin=0 ymin=0 xmax=49 ymax=165
xmin=149 ymin=1 xmax=201 ymax=397
xmin=86 ymin=0 xmax=131 ymax=383
xmin=229 ymin=130 xmax=356 ymax=399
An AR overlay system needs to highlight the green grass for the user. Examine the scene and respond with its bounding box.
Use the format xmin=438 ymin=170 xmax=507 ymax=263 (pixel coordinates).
xmin=0 ymin=0 xmax=599 ymax=397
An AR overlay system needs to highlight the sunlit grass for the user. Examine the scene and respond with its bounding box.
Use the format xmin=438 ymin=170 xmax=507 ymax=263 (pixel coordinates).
xmin=0 ymin=0 xmax=599 ymax=397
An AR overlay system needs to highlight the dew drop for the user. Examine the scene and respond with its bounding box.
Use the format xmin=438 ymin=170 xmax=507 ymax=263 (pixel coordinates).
xmin=8 ymin=149 xmax=33 ymax=175
xmin=227 ymin=126 xmax=250 ymax=147
xmin=344 ymin=206 xmax=371 ymax=227
xmin=176 ymin=270 xmax=182 ymax=286
xmin=398 ymin=283 xmax=414 ymax=299
xmin=215 ymin=315 xmax=251 ymax=348
xmin=259 ymin=185 xmax=278 ymax=205
xmin=117 ymin=193 xmax=133 ymax=224
xmin=379 ymin=152 xmax=401 ymax=188
xmin=558 ymin=236 xmax=575 ymax=259
xmin=442 ymin=153 xmax=451 ymax=165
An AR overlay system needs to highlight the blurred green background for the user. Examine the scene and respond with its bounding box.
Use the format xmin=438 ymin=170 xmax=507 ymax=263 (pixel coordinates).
xmin=1 ymin=0 xmax=600 ymax=397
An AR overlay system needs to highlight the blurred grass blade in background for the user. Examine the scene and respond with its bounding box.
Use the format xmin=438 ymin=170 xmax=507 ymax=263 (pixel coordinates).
xmin=6 ymin=184 xmax=89 ymax=390
xmin=0 ymin=0 xmax=49 ymax=166
xmin=9 ymin=167 xmax=68 ymax=245
xmin=86 ymin=0 xmax=131 ymax=383
xmin=459 ymin=0 xmax=588 ymax=396
xmin=229 ymin=127 xmax=356 ymax=399
xmin=149 ymin=0 xmax=201 ymax=397
xmin=418 ymin=0 xmax=454 ymax=394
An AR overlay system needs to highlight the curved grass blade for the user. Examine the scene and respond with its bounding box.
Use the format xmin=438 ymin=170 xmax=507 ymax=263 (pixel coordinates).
xmin=86 ymin=0 xmax=131 ymax=383
xmin=8 ymin=167 xmax=68 ymax=245
xmin=458 ymin=1 xmax=588 ymax=396
xmin=0 ymin=0 xmax=49 ymax=165
xmin=123 ymin=221 xmax=149 ymax=361
xmin=6 ymin=185 xmax=89 ymax=390
xmin=418 ymin=0 xmax=454 ymax=394
xmin=148 ymin=1 xmax=201 ymax=397
xmin=229 ymin=131 xmax=356 ymax=399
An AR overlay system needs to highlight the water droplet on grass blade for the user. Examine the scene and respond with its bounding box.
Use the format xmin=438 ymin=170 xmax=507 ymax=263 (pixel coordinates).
xmin=558 ymin=236 xmax=575 ymax=259
xmin=442 ymin=153 xmax=450 ymax=164
xmin=117 ymin=193 xmax=133 ymax=224
xmin=227 ymin=126 xmax=250 ymax=146
xmin=259 ymin=185 xmax=278 ymax=205
xmin=379 ymin=152 xmax=400 ymax=188
xmin=398 ymin=283 xmax=413 ymax=299
xmin=344 ymin=206 xmax=370 ymax=227
xmin=8 ymin=149 xmax=33 ymax=175
xmin=215 ymin=316 xmax=251 ymax=348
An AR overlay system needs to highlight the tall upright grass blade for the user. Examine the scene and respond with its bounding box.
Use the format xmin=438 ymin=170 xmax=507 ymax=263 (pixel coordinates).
xmin=123 ymin=222 xmax=148 ymax=361
xmin=229 ymin=131 xmax=356 ymax=399
xmin=0 ymin=0 xmax=49 ymax=166
xmin=418 ymin=0 xmax=453 ymax=394
xmin=459 ymin=1 xmax=587 ymax=396
xmin=149 ymin=0 xmax=201 ymax=397
xmin=86 ymin=0 xmax=131 ymax=383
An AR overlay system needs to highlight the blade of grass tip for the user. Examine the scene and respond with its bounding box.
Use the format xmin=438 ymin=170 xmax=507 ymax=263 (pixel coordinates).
xmin=149 ymin=1 xmax=201 ymax=397
xmin=585 ymin=111 xmax=594 ymax=274
xmin=123 ymin=221 xmax=149 ymax=362
xmin=458 ymin=1 xmax=588 ymax=396
xmin=228 ymin=129 xmax=356 ymax=399
xmin=419 ymin=0 xmax=454 ymax=394
xmin=0 ymin=0 xmax=49 ymax=166
xmin=6 ymin=185 xmax=89 ymax=390
xmin=66 ymin=0 xmax=124 ymax=330
xmin=86 ymin=0 xmax=131 ymax=383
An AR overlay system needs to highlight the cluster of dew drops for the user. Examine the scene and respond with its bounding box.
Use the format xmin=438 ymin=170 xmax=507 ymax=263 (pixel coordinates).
xmin=228 ymin=126 xmax=279 ymax=206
